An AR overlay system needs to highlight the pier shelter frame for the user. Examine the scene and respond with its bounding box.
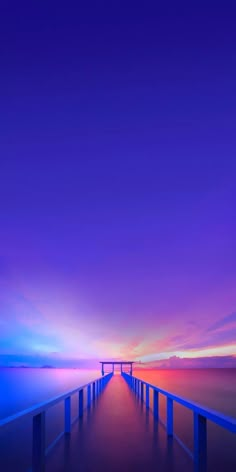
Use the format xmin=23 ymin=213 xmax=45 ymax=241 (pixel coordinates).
xmin=100 ymin=361 xmax=134 ymax=376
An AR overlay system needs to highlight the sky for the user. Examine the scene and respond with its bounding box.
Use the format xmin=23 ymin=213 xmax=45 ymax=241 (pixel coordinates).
xmin=0 ymin=1 xmax=236 ymax=368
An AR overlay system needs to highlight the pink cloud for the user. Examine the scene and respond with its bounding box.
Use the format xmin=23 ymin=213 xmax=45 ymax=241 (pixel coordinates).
xmin=137 ymin=355 xmax=236 ymax=369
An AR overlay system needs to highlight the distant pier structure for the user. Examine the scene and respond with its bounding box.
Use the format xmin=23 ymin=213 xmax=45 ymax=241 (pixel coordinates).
xmin=100 ymin=361 xmax=134 ymax=376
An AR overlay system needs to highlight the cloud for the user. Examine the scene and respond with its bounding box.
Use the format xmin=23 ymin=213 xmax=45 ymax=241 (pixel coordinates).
xmin=0 ymin=354 xmax=99 ymax=368
xmin=207 ymin=312 xmax=236 ymax=332
xmin=1 ymin=277 xmax=236 ymax=366
xmin=162 ymin=312 xmax=236 ymax=354
xmin=140 ymin=355 xmax=236 ymax=369
xmin=177 ymin=327 xmax=236 ymax=351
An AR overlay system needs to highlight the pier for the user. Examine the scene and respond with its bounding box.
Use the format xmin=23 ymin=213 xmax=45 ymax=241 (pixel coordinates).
xmin=0 ymin=365 xmax=236 ymax=472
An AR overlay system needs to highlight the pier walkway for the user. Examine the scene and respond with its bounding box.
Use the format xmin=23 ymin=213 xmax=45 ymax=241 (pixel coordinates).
xmin=46 ymin=375 xmax=192 ymax=472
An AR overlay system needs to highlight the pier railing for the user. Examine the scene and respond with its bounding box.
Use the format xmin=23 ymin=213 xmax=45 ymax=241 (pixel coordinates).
xmin=0 ymin=372 xmax=113 ymax=472
xmin=122 ymin=372 xmax=236 ymax=470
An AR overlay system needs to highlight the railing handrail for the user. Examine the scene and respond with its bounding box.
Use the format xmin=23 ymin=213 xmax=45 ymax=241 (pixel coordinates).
xmin=123 ymin=373 xmax=236 ymax=433
xmin=0 ymin=372 xmax=111 ymax=429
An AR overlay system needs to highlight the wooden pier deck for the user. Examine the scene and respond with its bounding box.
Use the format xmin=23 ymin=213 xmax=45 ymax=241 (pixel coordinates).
xmin=46 ymin=375 xmax=193 ymax=472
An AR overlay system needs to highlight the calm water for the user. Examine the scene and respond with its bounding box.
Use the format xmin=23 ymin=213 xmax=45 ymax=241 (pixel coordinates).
xmin=1 ymin=368 xmax=236 ymax=420
xmin=0 ymin=368 xmax=236 ymax=471
xmin=135 ymin=368 xmax=236 ymax=418
xmin=0 ymin=368 xmax=100 ymax=420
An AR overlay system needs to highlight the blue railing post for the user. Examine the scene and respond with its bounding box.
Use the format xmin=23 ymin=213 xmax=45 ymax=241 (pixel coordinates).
xmin=167 ymin=397 xmax=173 ymax=436
xmin=79 ymin=389 xmax=83 ymax=417
xmin=141 ymin=382 xmax=144 ymax=402
xmin=146 ymin=385 xmax=149 ymax=409
xmin=32 ymin=411 xmax=45 ymax=472
xmin=153 ymin=390 xmax=159 ymax=419
xmin=64 ymin=396 xmax=71 ymax=433
xmin=194 ymin=413 xmax=207 ymax=470
xmin=87 ymin=384 xmax=91 ymax=407
xmin=137 ymin=380 xmax=140 ymax=396
xmin=93 ymin=381 xmax=96 ymax=401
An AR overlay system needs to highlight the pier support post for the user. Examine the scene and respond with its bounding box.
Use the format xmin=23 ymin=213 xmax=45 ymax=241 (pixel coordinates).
xmin=92 ymin=381 xmax=96 ymax=401
xmin=32 ymin=411 xmax=45 ymax=472
xmin=79 ymin=389 xmax=83 ymax=417
xmin=154 ymin=390 xmax=159 ymax=419
xmin=194 ymin=413 xmax=207 ymax=471
xmin=64 ymin=396 xmax=71 ymax=434
xmin=87 ymin=385 xmax=91 ymax=408
xmin=167 ymin=397 xmax=173 ymax=436
xmin=146 ymin=385 xmax=150 ymax=409
xmin=141 ymin=382 xmax=144 ymax=402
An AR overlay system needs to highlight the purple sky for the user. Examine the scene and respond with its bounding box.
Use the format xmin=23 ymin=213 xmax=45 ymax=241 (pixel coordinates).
xmin=0 ymin=1 xmax=236 ymax=367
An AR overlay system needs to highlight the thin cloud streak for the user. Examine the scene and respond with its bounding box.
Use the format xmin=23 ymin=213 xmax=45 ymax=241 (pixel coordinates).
xmin=1 ymin=284 xmax=236 ymax=366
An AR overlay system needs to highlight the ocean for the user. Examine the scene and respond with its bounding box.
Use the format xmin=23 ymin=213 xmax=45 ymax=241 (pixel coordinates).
xmin=0 ymin=367 xmax=236 ymax=471
xmin=0 ymin=368 xmax=100 ymax=420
